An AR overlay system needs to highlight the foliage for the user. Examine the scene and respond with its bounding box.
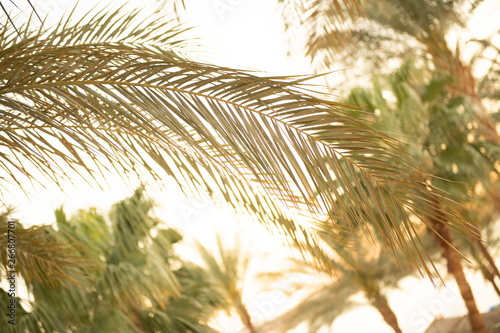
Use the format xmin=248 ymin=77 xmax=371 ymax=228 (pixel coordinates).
xmin=197 ymin=235 xmax=256 ymax=331
xmin=279 ymin=0 xmax=498 ymax=98
xmin=260 ymin=219 xmax=423 ymax=333
xmin=346 ymin=60 xmax=500 ymax=282
xmin=347 ymin=60 xmax=499 ymax=211
xmin=0 ymin=7 xmax=473 ymax=275
xmin=0 ymin=189 xmax=225 ymax=333
xmin=0 ymin=210 xmax=94 ymax=288
xmin=261 ymin=59 xmax=500 ymax=332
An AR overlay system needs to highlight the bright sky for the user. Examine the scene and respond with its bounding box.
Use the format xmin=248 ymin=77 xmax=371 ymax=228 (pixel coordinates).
xmin=2 ymin=0 xmax=500 ymax=332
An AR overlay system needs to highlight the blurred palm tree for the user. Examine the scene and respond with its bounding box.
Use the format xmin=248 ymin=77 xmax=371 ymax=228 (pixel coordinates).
xmin=0 ymin=6 xmax=471 ymax=278
xmin=261 ymin=255 xmax=405 ymax=333
xmin=348 ymin=58 xmax=500 ymax=280
xmin=278 ymin=2 xmax=497 ymax=330
xmin=280 ymin=0 xmax=500 ymax=158
xmin=346 ymin=60 xmax=500 ymax=332
xmin=259 ymin=219 xmax=427 ymax=333
xmin=280 ymin=0 xmax=497 ymax=100
xmin=0 ymin=209 xmax=94 ymax=289
xmin=0 ymin=209 xmax=95 ymax=331
xmin=196 ymin=235 xmax=256 ymax=333
xmin=1 ymin=188 xmax=225 ymax=332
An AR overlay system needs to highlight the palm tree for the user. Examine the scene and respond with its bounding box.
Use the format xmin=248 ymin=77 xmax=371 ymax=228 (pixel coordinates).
xmin=450 ymin=192 xmax=500 ymax=297
xmin=278 ymin=2 xmax=497 ymax=330
xmin=0 ymin=209 xmax=94 ymax=331
xmin=345 ymin=60 xmax=500 ymax=332
xmin=280 ymin=0 xmax=500 ymax=158
xmin=259 ymin=218 xmax=427 ymax=333
xmin=0 ymin=188 xmax=226 ymax=332
xmin=196 ymin=235 xmax=256 ymax=333
xmin=280 ymin=0 xmax=492 ymax=94
xmin=0 ymin=210 xmax=93 ymax=289
xmin=261 ymin=257 xmax=404 ymax=333
xmin=0 ymin=7 xmax=471 ymax=278
xmin=348 ymin=58 xmax=500 ymax=280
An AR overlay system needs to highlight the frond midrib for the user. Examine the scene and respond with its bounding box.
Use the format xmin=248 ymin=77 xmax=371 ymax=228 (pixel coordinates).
xmin=2 ymin=77 xmax=413 ymax=200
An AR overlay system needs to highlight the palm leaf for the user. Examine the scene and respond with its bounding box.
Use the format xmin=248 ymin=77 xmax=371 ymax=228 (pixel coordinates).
xmin=259 ymin=276 xmax=360 ymax=333
xmin=279 ymin=0 xmax=467 ymax=73
xmin=0 ymin=217 xmax=96 ymax=288
xmin=15 ymin=190 xmax=222 ymax=333
xmin=195 ymin=234 xmax=250 ymax=306
xmin=259 ymin=217 xmax=425 ymax=332
xmin=0 ymin=8 xmax=472 ymax=274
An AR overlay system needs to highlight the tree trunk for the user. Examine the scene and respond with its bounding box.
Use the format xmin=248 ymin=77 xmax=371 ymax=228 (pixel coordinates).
xmin=234 ymin=297 xmax=257 ymax=333
xmin=483 ymin=265 xmax=500 ymax=297
xmin=424 ymin=34 xmax=490 ymax=333
xmin=427 ymin=219 xmax=488 ymax=333
xmin=371 ymin=293 xmax=402 ymax=333
xmin=476 ymin=238 xmax=500 ymax=297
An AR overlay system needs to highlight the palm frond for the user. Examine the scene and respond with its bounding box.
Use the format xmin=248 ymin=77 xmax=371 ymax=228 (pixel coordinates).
xmin=0 ymin=8 xmax=472 ymax=274
xmin=280 ymin=0 xmax=467 ymax=74
xmin=15 ymin=190 xmax=223 ymax=333
xmin=259 ymin=217 xmax=423 ymax=333
xmin=0 ymin=218 xmax=96 ymax=288
xmin=279 ymin=0 xmax=363 ymax=35
xmin=259 ymin=277 xmax=360 ymax=333
xmin=196 ymin=234 xmax=249 ymax=305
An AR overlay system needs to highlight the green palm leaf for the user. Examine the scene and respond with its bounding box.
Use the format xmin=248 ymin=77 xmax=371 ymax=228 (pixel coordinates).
xmin=0 ymin=217 xmax=95 ymax=288
xmin=6 ymin=189 xmax=223 ymax=333
xmin=0 ymin=8 xmax=471 ymax=274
